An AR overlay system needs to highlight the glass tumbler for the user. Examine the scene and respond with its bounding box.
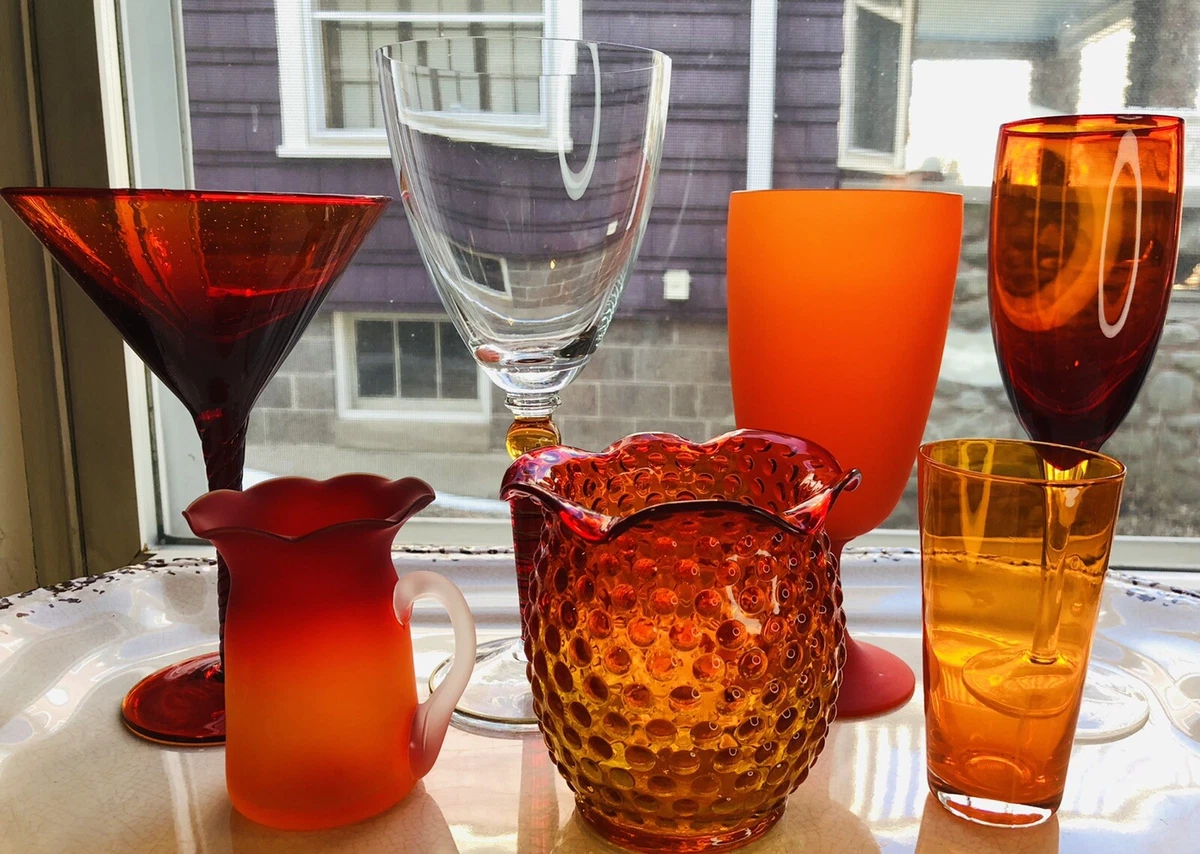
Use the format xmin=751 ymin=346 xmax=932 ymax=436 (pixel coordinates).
xmin=918 ymin=438 xmax=1125 ymax=827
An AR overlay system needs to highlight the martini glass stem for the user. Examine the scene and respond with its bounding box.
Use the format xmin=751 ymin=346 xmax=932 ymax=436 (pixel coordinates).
xmin=197 ymin=417 xmax=247 ymax=670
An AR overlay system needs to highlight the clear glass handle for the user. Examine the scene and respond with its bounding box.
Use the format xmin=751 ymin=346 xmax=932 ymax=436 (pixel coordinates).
xmin=394 ymin=570 xmax=476 ymax=779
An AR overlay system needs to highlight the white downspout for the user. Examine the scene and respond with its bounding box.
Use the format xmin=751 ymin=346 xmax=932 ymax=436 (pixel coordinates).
xmin=746 ymin=0 xmax=778 ymax=190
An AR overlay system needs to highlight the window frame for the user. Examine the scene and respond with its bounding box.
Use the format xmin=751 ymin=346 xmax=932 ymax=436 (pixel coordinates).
xmin=275 ymin=0 xmax=582 ymax=158
xmin=3 ymin=0 xmax=1192 ymax=573
xmin=332 ymin=310 xmax=492 ymax=423
xmin=838 ymin=0 xmax=916 ymax=175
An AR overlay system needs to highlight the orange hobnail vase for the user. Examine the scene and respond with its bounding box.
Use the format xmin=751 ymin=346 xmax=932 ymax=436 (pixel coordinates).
xmin=501 ymin=430 xmax=860 ymax=852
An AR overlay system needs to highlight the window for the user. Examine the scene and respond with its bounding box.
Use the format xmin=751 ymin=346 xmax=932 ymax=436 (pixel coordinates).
xmin=334 ymin=313 xmax=490 ymax=419
xmin=66 ymin=0 xmax=1197 ymax=557
xmin=839 ymin=0 xmax=916 ymax=173
xmin=275 ymin=0 xmax=581 ymax=157
xmin=450 ymin=242 xmax=512 ymax=297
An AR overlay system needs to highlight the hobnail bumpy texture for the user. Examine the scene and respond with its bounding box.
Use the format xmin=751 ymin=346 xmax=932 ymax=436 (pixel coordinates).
xmin=516 ymin=434 xmax=848 ymax=851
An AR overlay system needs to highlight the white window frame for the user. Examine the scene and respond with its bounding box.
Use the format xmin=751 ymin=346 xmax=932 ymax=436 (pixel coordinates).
xmin=838 ymin=0 xmax=916 ymax=174
xmin=333 ymin=311 xmax=492 ymax=423
xmin=275 ymin=0 xmax=582 ymax=158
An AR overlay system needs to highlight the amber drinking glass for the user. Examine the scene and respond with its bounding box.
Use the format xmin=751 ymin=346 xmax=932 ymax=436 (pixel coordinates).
xmin=501 ymin=431 xmax=861 ymax=853
xmin=918 ymin=439 xmax=1125 ymax=827
xmin=0 ymin=188 xmax=388 ymax=745
xmin=990 ymin=114 xmax=1184 ymax=741
xmin=728 ymin=189 xmax=962 ymax=719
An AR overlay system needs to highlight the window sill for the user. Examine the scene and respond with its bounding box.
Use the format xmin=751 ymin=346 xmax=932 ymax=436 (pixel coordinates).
xmin=276 ymin=143 xmax=390 ymax=160
xmin=150 ymin=528 xmax=1200 ymax=580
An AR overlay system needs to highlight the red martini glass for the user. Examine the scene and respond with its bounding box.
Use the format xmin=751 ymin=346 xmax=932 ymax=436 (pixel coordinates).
xmin=0 ymin=187 xmax=388 ymax=745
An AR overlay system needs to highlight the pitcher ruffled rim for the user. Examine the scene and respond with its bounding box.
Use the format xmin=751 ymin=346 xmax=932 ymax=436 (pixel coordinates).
xmin=184 ymin=473 xmax=435 ymax=543
xmin=500 ymin=429 xmax=860 ymax=543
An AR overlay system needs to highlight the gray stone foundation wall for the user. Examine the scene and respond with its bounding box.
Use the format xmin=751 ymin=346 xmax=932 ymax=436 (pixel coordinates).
xmin=248 ymin=203 xmax=1200 ymax=537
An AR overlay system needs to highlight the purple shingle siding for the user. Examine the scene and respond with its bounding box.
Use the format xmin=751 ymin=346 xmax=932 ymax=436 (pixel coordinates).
xmin=182 ymin=0 xmax=843 ymax=320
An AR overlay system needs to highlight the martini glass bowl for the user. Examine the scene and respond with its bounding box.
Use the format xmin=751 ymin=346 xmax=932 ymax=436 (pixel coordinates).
xmin=377 ymin=37 xmax=671 ymax=731
xmin=0 ymin=187 xmax=388 ymax=745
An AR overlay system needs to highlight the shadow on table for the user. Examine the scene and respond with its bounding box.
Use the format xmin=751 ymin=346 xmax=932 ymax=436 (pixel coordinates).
xmin=548 ymin=784 xmax=881 ymax=853
xmin=228 ymin=784 xmax=459 ymax=853
xmin=916 ymin=794 xmax=1060 ymax=854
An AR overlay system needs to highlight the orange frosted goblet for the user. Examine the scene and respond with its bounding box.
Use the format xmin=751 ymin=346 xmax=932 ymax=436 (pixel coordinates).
xmin=727 ymin=189 xmax=962 ymax=718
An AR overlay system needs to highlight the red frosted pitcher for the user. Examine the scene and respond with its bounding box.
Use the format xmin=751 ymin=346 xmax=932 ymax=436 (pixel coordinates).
xmin=184 ymin=474 xmax=476 ymax=830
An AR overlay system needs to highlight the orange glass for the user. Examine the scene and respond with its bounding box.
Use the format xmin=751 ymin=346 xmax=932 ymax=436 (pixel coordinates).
xmin=918 ymin=439 xmax=1125 ymax=827
xmin=183 ymin=475 xmax=476 ymax=830
xmin=728 ymin=189 xmax=962 ymax=718
xmin=501 ymin=431 xmax=860 ymax=853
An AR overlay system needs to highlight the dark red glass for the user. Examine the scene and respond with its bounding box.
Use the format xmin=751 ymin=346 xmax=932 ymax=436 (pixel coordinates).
xmin=989 ymin=115 xmax=1184 ymax=452
xmin=0 ymin=187 xmax=388 ymax=744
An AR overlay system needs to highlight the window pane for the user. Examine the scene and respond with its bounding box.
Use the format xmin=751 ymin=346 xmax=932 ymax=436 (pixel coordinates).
xmin=440 ymin=323 xmax=478 ymax=399
xmin=397 ymin=321 xmax=439 ymax=399
xmin=852 ymin=8 xmax=901 ymax=153
xmin=142 ymin=0 xmax=1200 ymax=545
xmin=355 ymin=320 xmax=397 ymax=398
xmin=451 ymin=244 xmax=508 ymax=293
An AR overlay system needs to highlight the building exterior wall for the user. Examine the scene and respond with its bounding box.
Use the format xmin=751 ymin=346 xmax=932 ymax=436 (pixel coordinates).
xmin=182 ymin=0 xmax=845 ymax=320
xmin=185 ymin=2 xmax=1200 ymax=536
xmin=247 ymin=199 xmax=1200 ymax=536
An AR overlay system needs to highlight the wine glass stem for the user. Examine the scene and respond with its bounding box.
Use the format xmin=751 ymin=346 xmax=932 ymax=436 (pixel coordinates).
xmin=197 ymin=418 xmax=248 ymax=673
xmin=1029 ymin=460 xmax=1087 ymax=664
xmin=504 ymin=393 xmax=562 ymax=458
xmin=504 ymin=395 xmax=562 ymax=642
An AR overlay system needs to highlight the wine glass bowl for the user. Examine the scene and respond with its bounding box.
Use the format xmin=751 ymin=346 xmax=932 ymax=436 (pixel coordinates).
xmin=377 ymin=37 xmax=671 ymax=730
xmin=727 ymin=189 xmax=963 ymax=719
xmin=379 ymin=38 xmax=671 ymax=416
xmin=990 ymin=114 xmax=1184 ymax=452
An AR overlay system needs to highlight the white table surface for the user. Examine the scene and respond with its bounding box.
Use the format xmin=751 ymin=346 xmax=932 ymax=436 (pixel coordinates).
xmin=1 ymin=550 xmax=1198 ymax=854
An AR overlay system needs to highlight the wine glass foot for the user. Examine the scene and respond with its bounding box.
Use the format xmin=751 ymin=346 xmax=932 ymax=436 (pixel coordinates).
xmin=121 ymin=651 xmax=225 ymax=745
xmin=1072 ymin=663 xmax=1150 ymax=744
xmin=835 ymin=635 xmax=916 ymax=719
xmin=429 ymin=636 xmax=540 ymax=735
xmin=962 ymin=648 xmax=1077 ymax=719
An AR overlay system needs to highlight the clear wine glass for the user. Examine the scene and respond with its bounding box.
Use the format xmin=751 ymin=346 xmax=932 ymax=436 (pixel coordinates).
xmin=377 ymin=37 xmax=670 ymax=731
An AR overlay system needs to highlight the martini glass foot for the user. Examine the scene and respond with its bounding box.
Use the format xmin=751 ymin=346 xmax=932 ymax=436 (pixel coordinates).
xmin=835 ymin=635 xmax=916 ymax=719
xmin=1073 ymin=663 xmax=1150 ymax=743
xmin=121 ymin=652 xmax=225 ymax=745
xmin=429 ymin=637 xmax=539 ymax=734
